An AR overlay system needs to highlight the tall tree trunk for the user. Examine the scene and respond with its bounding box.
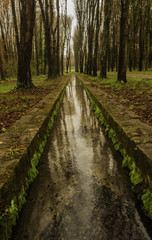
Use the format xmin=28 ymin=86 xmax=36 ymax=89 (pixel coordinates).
xmin=0 ymin=20 xmax=8 ymax=61
xmin=43 ymin=39 xmax=47 ymax=74
xmin=56 ymin=0 xmax=60 ymax=75
xmin=100 ymin=0 xmax=112 ymax=78
xmin=133 ymin=31 xmax=136 ymax=70
xmin=93 ymin=0 xmax=100 ymax=76
xmin=11 ymin=0 xmax=20 ymax=53
xmin=144 ymin=0 xmax=150 ymax=70
xmin=88 ymin=1 xmax=96 ymax=75
xmin=117 ymin=0 xmax=130 ymax=83
xmin=17 ymin=0 xmax=35 ymax=88
xmin=111 ymin=25 xmax=116 ymax=72
xmin=0 ymin=46 xmax=5 ymax=80
xmin=52 ymin=29 xmax=57 ymax=77
xmin=80 ymin=49 xmax=83 ymax=73
xmin=35 ymin=24 xmax=39 ymax=76
xmin=61 ymin=0 xmax=67 ymax=75
xmin=39 ymin=14 xmax=43 ymax=74
xmin=38 ymin=0 xmax=53 ymax=79
xmin=139 ymin=0 xmax=144 ymax=71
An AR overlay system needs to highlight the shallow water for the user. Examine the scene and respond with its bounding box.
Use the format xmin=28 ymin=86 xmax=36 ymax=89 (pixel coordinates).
xmin=12 ymin=75 xmax=151 ymax=240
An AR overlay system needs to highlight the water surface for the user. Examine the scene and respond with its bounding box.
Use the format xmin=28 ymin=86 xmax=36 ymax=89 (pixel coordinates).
xmin=12 ymin=75 xmax=151 ymax=240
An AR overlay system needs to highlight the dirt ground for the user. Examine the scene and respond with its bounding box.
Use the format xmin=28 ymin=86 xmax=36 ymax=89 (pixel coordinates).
xmin=0 ymin=72 xmax=152 ymax=135
xmin=0 ymin=75 xmax=70 ymax=135
xmin=89 ymin=72 xmax=152 ymax=126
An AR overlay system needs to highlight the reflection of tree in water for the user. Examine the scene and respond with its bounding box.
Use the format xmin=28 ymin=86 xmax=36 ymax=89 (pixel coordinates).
xmin=47 ymin=91 xmax=78 ymax=183
xmin=13 ymin=77 xmax=151 ymax=240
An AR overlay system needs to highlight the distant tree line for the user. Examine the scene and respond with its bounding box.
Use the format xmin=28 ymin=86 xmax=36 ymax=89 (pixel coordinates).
xmin=73 ymin=0 xmax=152 ymax=82
xmin=0 ymin=0 xmax=72 ymax=87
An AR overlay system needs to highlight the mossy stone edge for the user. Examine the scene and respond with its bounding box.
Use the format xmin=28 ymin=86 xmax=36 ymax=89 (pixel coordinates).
xmin=77 ymin=75 xmax=152 ymax=219
xmin=0 ymin=78 xmax=69 ymax=240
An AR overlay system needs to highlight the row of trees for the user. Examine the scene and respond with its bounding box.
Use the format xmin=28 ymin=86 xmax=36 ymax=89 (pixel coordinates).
xmin=73 ymin=0 xmax=152 ymax=82
xmin=0 ymin=0 xmax=72 ymax=87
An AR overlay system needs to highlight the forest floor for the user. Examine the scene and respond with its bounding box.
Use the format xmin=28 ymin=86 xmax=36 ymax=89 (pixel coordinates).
xmin=0 ymin=71 xmax=152 ymax=135
xmin=0 ymin=75 xmax=70 ymax=135
xmin=80 ymin=71 xmax=152 ymax=126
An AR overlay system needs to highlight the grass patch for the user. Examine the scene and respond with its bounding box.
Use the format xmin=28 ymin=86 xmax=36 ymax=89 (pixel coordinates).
xmin=0 ymin=85 xmax=15 ymax=93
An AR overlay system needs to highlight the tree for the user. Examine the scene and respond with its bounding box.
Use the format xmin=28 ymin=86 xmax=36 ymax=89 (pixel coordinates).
xmin=61 ymin=0 xmax=67 ymax=75
xmin=138 ymin=0 xmax=144 ymax=71
xmin=117 ymin=0 xmax=130 ymax=83
xmin=73 ymin=27 xmax=79 ymax=72
xmin=35 ymin=19 xmax=39 ymax=76
xmin=74 ymin=0 xmax=86 ymax=73
xmin=17 ymin=0 xmax=36 ymax=87
xmin=56 ymin=0 xmax=60 ymax=75
xmin=93 ymin=0 xmax=102 ymax=76
xmin=87 ymin=0 xmax=96 ymax=75
xmin=38 ymin=0 xmax=53 ymax=78
xmin=100 ymin=0 xmax=112 ymax=79
xmin=11 ymin=0 xmax=19 ymax=53
xmin=66 ymin=16 xmax=72 ymax=73
xmin=0 ymin=44 xmax=5 ymax=80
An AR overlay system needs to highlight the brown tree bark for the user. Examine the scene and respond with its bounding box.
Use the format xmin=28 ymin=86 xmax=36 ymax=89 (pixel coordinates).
xmin=11 ymin=0 xmax=20 ymax=53
xmin=139 ymin=0 xmax=144 ymax=71
xmin=117 ymin=0 xmax=130 ymax=83
xmin=0 ymin=20 xmax=8 ymax=61
xmin=56 ymin=0 xmax=60 ymax=75
xmin=35 ymin=23 xmax=39 ymax=76
xmin=38 ymin=0 xmax=54 ymax=79
xmin=0 ymin=46 xmax=5 ymax=80
xmin=88 ymin=0 xmax=96 ymax=75
xmin=100 ymin=0 xmax=112 ymax=79
xmin=17 ymin=0 xmax=35 ymax=87
xmin=93 ymin=0 xmax=101 ymax=76
xmin=61 ymin=0 xmax=67 ymax=75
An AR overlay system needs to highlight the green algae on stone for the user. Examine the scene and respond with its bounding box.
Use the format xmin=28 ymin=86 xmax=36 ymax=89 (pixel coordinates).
xmin=78 ymin=76 xmax=152 ymax=218
xmin=142 ymin=190 xmax=152 ymax=218
xmin=0 ymin=80 xmax=68 ymax=240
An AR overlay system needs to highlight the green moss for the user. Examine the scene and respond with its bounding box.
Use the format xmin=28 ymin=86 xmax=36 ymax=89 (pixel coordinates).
xmin=78 ymin=76 xmax=152 ymax=217
xmin=129 ymin=163 xmax=144 ymax=185
xmin=0 ymin=81 xmax=68 ymax=240
xmin=142 ymin=190 xmax=152 ymax=218
xmin=122 ymin=155 xmax=131 ymax=168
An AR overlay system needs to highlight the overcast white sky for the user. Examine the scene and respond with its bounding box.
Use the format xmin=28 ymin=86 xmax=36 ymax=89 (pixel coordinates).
xmin=67 ymin=0 xmax=77 ymax=37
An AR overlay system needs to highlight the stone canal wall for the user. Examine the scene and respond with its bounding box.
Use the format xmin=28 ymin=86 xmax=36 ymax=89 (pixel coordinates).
xmin=0 ymin=76 xmax=70 ymax=240
xmin=77 ymin=74 xmax=152 ymax=219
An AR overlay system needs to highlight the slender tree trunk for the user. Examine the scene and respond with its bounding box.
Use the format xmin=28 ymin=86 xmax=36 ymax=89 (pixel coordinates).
xmin=80 ymin=49 xmax=84 ymax=73
xmin=17 ymin=0 xmax=35 ymax=88
xmin=0 ymin=20 xmax=8 ymax=61
xmin=111 ymin=26 xmax=116 ymax=72
xmin=39 ymin=14 xmax=43 ymax=74
xmin=93 ymin=0 xmax=100 ymax=76
xmin=53 ymin=29 xmax=57 ymax=77
xmin=56 ymin=0 xmax=60 ymax=75
xmin=43 ymin=39 xmax=47 ymax=74
xmin=35 ymin=24 xmax=39 ymax=76
xmin=117 ymin=0 xmax=129 ymax=83
xmin=11 ymin=0 xmax=20 ymax=53
xmin=139 ymin=0 xmax=144 ymax=71
xmin=100 ymin=0 xmax=112 ymax=78
xmin=133 ymin=31 xmax=136 ymax=70
xmin=0 ymin=47 xmax=5 ymax=80
xmin=88 ymin=1 xmax=96 ymax=75
xmin=38 ymin=0 xmax=53 ymax=79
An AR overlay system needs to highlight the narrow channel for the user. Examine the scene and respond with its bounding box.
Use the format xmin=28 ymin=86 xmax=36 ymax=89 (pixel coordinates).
xmin=12 ymin=75 xmax=151 ymax=240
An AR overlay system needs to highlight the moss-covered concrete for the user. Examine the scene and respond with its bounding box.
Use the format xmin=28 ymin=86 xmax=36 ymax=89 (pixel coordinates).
xmin=77 ymin=74 xmax=152 ymax=219
xmin=0 ymin=75 xmax=70 ymax=240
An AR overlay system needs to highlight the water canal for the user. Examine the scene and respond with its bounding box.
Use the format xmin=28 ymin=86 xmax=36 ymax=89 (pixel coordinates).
xmin=12 ymin=75 xmax=151 ymax=240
